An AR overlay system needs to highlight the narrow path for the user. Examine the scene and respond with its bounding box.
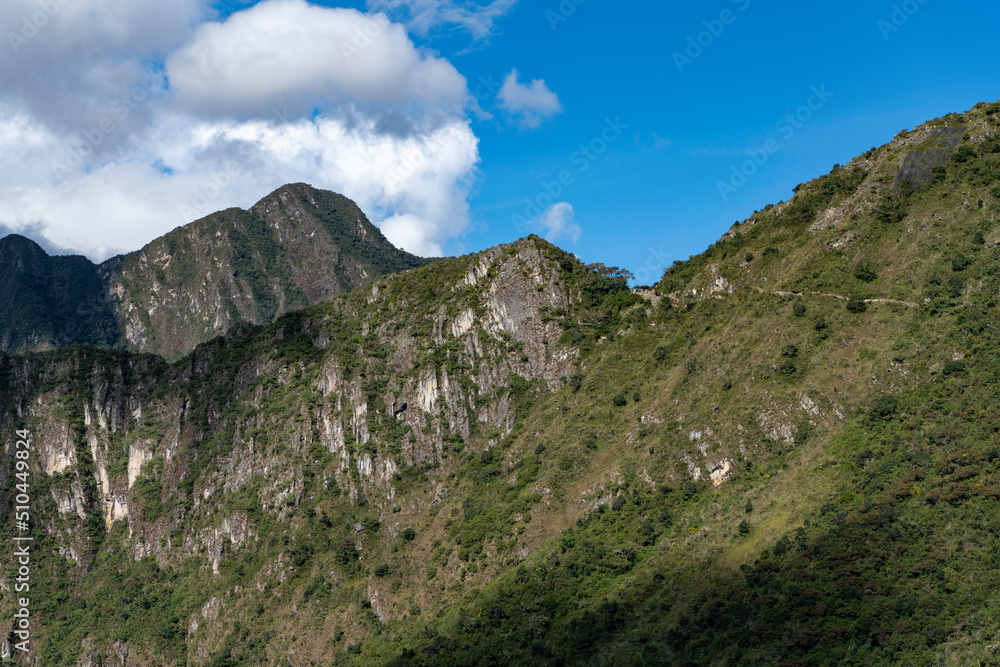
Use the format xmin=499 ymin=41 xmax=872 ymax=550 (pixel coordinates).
xmin=753 ymin=286 xmax=916 ymax=307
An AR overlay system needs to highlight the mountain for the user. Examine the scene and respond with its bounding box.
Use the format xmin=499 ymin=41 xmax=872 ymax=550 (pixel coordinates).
xmin=2 ymin=99 xmax=1000 ymax=666
xmin=0 ymin=235 xmax=120 ymax=352
xmin=0 ymin=183 xmax=432 ymax=358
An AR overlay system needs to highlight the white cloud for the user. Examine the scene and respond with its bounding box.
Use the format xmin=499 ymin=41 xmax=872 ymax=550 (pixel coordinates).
xmin=167 ymin=0 xmax=467 ymax=120
xmin=1 ymin=0 xmax=204 ymax=135
xmin=498 ymin=69 xmax=563 ymax=129
xmin=367 ymin=0 xmax=517 ymax=39
xmin=529 ymin=202 xmax=580 ymax=244
xmin=0 ymin=112 xmax=479 ymax=259
xmin=0 ymin=0 xmax=483 ymax=260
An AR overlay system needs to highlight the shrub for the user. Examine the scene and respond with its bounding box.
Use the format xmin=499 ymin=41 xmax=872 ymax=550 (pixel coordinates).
xmin=738 ymin=520 xmax=750 ymax=535
xmin=334 ymin=541 xmax=357 ymax=566
xmin=953 ymin=145 xmax=977 ymax=163
xmin=632 ymin=391 xmax=641 ymax=403
xmin=846 ymin=298 xmax=867 ymax=314
xmin=745 ymin=501 xmax=754 ymax=514
xmin=869 ymin=395 xmax=899 ymax=421
xmin=781 ymin=344 xmax=798 ymax=358
xmin=793 ymin=299 xmax=806 ymax=317
xmin=374 ymin=564 xmax=390 ymax=577
xmin=952 ymin=253 xmax=972 ymax=272
xmin=612 ymin=394 xmax=627 ymax=407
xmin=653 ymin=347 xmax=668 ymax=363
xmin=569 ymin=374 xmax=583 ymax=392
xmin=401 ymin=528 xmax=417 ymax=541
xmin=942 ymin=360 xmax=965 ymax=376
xmin=854 ymin=260 xmax=878 ymax=283
xmin=779 ymin=359 xmax=797 ymax=375
xmin=762 ymin=247 xmax=779 ymax=258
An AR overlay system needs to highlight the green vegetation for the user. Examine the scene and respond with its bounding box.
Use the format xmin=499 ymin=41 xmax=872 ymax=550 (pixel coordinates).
xmin=4 ymin=101 xmax=1000 ymax=666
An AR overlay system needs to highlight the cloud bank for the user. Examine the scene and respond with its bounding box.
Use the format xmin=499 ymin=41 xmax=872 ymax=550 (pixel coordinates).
xmin=0 ymin=0 xmax=482 ymax=260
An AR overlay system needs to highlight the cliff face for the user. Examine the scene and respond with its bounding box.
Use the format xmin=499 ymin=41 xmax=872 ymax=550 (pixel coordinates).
xmin=0 ymin=236 xmax=592 ymax=664
xmin=1 ymin=184 xmax=432 ymax=359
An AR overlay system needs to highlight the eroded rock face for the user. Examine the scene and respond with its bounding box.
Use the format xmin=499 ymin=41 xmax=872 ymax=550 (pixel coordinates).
xmin=3 ymin=185 xmax=431 ymax=359
xmin=0 ymin=237 xmax=582 ymax=581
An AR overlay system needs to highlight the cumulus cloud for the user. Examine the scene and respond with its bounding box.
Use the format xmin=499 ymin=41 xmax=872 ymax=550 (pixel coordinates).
xmin=167 ymin=1 xmax=467 ymax=120
xmin=498 ymin=69 xmax=563 ymax=129
xmin=367 ymin=0 xmax=517 ymax=39
xmin=529 ymin=202 xmax=580 ymax=244
xmin=1 ymin=0 xmax=204 ymax=136
xmin=0 ymin=0 xmax=483 ymax=260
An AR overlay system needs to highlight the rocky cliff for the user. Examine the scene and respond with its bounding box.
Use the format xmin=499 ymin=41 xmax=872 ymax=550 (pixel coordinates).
xmin=0 ymin=236 xmax=598 ymax=664
xmin=1 ymin=184 xmax=432 ymax=359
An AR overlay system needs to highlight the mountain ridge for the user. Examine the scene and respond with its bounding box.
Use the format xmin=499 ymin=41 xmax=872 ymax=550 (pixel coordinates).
xmin=1 ymin=99 xmax=1000 ymax=666
xmin=1 ymin=184 xmax=433 ymax=359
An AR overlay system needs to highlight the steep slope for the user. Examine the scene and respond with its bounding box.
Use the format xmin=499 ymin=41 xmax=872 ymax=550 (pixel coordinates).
xmin=2 ymin=100 xmax=1000 ymax=667
xmin=0 ymin=235 xmax=120 ymax=352
xmin=0 ymin=235 xmax=608 ymax=665
xmin=101 ymin=184 xmax=433 ymax=358
xmin=0 ymin=184 xmax=432 ymax=358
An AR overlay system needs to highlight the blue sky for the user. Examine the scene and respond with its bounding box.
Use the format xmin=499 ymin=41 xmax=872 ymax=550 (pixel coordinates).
xmin=2 ymin=0 xmax=999 ymax=285
xmin=435 ymin=0 xmax=1000 ymax=282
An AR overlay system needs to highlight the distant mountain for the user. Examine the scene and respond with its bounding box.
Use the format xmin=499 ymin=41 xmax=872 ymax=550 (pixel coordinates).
xmin=0 ymin=234 xmax=120 ymax=351
xmin=0 ymin=184 xmax=433 ymax=358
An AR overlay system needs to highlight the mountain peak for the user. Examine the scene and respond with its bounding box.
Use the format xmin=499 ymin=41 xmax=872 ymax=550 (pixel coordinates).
xmin=1 ymin=186 xmax=433 ymax=358
xmin=0 ymin=233 xmax=46 ymax=260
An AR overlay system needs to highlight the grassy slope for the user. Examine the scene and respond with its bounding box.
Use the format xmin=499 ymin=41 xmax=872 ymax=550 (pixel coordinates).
xmin=346 ymin=101 xmax=1000 ymax=666
xmin=2 ymin=102 xmax=1000 ymax=667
